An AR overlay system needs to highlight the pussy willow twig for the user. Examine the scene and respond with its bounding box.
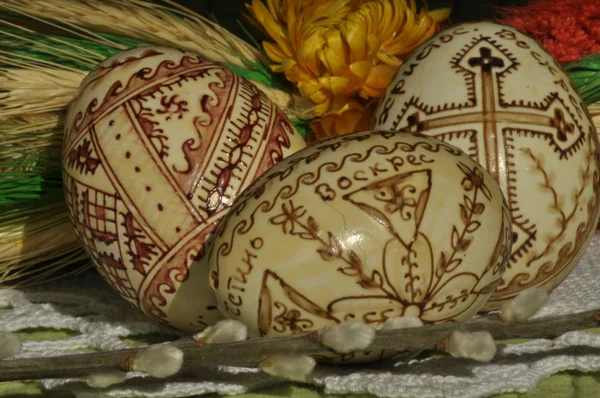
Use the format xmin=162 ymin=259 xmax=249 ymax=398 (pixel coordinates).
xmin=1 ymin=308 xmax=599 ymax=382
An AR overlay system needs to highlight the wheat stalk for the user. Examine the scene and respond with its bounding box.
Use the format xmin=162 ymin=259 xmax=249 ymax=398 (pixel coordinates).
xmin=0 ymin=209 xmax=87 ymax=287
xmin=0 ymin=67 xmax=86 ymax=118
xmin=0 ymin=0 xmax=300 ymax=118
xmin=0 ymin=0 xmax=266 ymax=69
xmin=0 ymin=113 xmax=89 ymax=286
xmin=0 ymin=113 xmax=63 ymax=200
xmin=0 ymin=114 xmax=64 ymax=158
xmin=0 ymin=113 xmax=63 ymax=140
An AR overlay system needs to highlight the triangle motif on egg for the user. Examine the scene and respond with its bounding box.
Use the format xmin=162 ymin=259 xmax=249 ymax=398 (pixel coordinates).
xmin=258 ymin=270 xmax=339 ymax=337
xmin=343 ymin=169 xmax=432 ymax=248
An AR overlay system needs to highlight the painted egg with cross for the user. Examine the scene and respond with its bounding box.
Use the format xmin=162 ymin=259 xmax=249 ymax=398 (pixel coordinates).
xmin=61 ymin=46 xmax=306 ymax=332
xmin=374 ymin=22 xmax=600 ymax=310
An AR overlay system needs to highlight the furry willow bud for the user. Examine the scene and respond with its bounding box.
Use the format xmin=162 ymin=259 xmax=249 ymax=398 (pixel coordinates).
xmin=130 ymin=344 xmax=183 ymax=378
xmin=500 ymin=288 xmax=549 ymax=322
xmin=443 ymin=330 xmax=496 ymax=362
xmin=259 ymin=355 xmax=316 ymax=381
xmin=83 ymin=371 xmax=127 ymax=388
xmin=193 ymin=319 xmax=247 ymax=345
xmin=318 ymin=321 xmax=375 ymax=354
xmin=379 ymin=316 xmax=424 ymax=330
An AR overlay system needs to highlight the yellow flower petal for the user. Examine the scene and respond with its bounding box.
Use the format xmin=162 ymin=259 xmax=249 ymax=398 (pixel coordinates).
xmin=365 ymin=64 xmax=397 ymax=89
xmin=377 ymin=52 xmax=402 ymax=68
xmin=297 ymin=33 xmax=326 ymax=75
xmin=360 ymin=64 xmax=398 ymax=98
xmin=366 ymin=34 xmax=381 ymax=58
xmin=283 ymin=59 xmax=314 ymax=84
xmin=266 ymin=0 xmax=282 ymax=21
xmin=335 ymin=109 xmax=363 ymax=135
xmin=311 ymin=98 xmax=375 ymax=141
xmin=316 ymin=114 xmax=337 ymax=136
xmin=263 ymin=41 xmax=285 ymax=63
xmin=385 ymin=17 xmax=435 ymax=56
xmin=428 ymin=8 xmax=451 ymax=23
xmin=319 ymin=30 xmax=348 ymax=75
xmin=349 ymin=60 xmax=372 ymax=83
xmin=322 ymin=76 xmax=357 ymax=97
xmin=248 ymin=0 xmax=293 ymax=56
xmin=314 ymin=101 xmax=331 ymax=116
xmin=329 ymin=95 xmax=353 ymax=113
xmin=319 ymin=48 xmax=343 ymax=76
xmin=340 ymin=19 xmax=367 ymax=61
xmin=299 ymin=80 xmax=332 ymax=113
xmin=340 ymin=99 xmax=364 ymax=112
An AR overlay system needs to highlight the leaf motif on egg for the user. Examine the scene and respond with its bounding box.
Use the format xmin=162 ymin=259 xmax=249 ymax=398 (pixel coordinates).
xmin=254 ymin=161 xmax=498 ymax=329
xmin=62 ymin=47 xmax=306 ymax=332
xmin=207 ymin=132 xmax=512 ymax=360
xmin=374 ymin=22 xmax=600 ymax=309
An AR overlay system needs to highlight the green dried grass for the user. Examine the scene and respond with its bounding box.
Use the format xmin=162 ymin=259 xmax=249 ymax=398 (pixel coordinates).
xmin=565 ymin=53 xmax=600 ymax=106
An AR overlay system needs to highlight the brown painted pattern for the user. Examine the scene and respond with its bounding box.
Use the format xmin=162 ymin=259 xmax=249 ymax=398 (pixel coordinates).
xmin=374 ymin=23 xmax=600 ymax=307
xmin=62 ymin=48 xmax=304 ymax=331
xmin=208 ymin=132 xmax=510 ymax=363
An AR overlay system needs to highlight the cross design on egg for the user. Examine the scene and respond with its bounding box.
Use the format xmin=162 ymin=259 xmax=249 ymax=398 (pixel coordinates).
xmin=468 ymin=47 xmax=505 ymax=72
xmin=385 ymin=36 xmax=590 ymax=273
xmin=400 ymin=44 xmax=583 ymax=181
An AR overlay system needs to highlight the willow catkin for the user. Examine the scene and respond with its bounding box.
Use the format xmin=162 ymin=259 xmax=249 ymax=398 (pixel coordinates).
xmin=130 ymin=344 xmax=184 ymax=378
xmin=500 ymin=287 xmax=549 ymax=322
xmin=378 ymin=315 xmax=424 ymax=330
xmin=83 ymin=372 xmax=127 ymax=389
xmin=193 ymin=319 xmax=247 ymax=345
xmin=259 ymin=355 xmax=316 ymax=382
xmin=444 ymin=330 xmax=496 ymax=362
xmin=317 ymin=321 xmax=376 ymax=354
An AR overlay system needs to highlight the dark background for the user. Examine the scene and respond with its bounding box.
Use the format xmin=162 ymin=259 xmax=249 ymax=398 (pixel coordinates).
xmin=177 ymin=0 xmax=529 ymax=42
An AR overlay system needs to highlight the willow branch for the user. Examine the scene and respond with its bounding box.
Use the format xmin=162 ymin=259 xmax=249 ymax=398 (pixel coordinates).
xmin=1 ymin=308 xmax=599 ymax=383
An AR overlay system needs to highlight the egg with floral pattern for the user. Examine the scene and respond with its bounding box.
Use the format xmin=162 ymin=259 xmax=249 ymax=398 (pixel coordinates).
xmin=206 ymin=131 xmax=511 ymax=362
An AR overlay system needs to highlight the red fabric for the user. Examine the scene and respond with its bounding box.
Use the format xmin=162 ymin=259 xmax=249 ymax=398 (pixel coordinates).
xmin=498 ymin=0 xmax=600 ymax=64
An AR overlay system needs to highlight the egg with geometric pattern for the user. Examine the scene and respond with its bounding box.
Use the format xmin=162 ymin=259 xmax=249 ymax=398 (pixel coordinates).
xmin=62 ymin=46 xmax=306 ymax=332
xmin=374 ymin=22 xmax=600 ymax=310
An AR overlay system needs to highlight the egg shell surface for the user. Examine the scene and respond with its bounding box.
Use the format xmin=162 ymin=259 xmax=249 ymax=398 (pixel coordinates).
xmin=62 ymin=46 xmax=306 ymax=332
xmin=206 ymin=131 xmax=512 ymax=349
xmin=374 ymin=22 xmax=600 ymax=309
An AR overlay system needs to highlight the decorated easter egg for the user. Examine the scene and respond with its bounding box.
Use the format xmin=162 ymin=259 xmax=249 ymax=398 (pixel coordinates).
xmin=206 ymin=130 xmax=512 ymax=361
xmin=374 ymin=22 xmax=600 ymax=310
xmin=62 ymin=46 xmax=306 ymax=332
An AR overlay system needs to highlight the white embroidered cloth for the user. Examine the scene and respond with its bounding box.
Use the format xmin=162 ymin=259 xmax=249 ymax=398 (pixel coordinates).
xmin=3 ymin=232 xmax=600 ymax=397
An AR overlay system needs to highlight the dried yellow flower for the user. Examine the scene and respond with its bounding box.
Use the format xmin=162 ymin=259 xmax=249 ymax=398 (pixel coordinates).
xmin=247 ymin=0 xmax=450 ymax=140
xmin=310 ymin=99 xmax=375 ymax=141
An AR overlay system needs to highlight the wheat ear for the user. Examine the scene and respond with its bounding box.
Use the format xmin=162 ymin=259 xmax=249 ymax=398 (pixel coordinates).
xmin=0 ymin=0 xmax=266 ymax=69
